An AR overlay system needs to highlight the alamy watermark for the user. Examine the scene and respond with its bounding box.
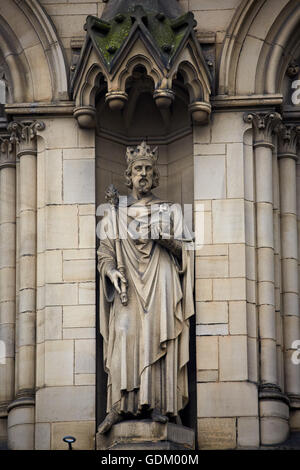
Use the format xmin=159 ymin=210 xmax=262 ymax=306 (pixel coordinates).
xmin=0 ymin=340 xmax=6 ymax=364
xmin=96 ymin=199 xmax=206 ymax=251
xmin=291 ymin=80 xmax=300 ymax=105
xmin=291 ymin=340 xmax=300 ymax=365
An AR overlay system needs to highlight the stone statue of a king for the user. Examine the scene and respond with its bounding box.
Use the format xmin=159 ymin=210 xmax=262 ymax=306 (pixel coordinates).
xmin=97 ymin=141 xmax=194 ymax=434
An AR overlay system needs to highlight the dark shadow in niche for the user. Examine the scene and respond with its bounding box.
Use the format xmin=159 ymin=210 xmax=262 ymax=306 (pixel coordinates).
xmin=96 ymin=258 xmax=108 ymax=432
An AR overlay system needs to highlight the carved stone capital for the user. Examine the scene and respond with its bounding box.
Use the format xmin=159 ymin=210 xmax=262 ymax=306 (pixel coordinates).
xmin=243 ymin=111 xmax=282 ymax=148
xmin=277 ymin=124 xmax=300 ymax=160
xmin=8 ymin=120 xmax=45 ymax=156
xmin=0 ymin=136 xmax=16 ymax=169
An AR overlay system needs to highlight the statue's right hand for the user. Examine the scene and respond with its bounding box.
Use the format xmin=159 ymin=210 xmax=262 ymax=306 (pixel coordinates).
xmin=108 ymin=269 xmax=126 ymax=294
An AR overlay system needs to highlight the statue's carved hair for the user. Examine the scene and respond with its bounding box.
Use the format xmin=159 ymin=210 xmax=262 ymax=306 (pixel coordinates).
xmin=124 ymin=164 xmax=160 ymax=189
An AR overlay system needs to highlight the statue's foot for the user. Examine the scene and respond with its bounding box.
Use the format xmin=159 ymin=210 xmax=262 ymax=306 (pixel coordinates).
xmin=151 ymin=408 xmax=168 ymax=424
xmin=98 ymin=409 xmax=123 ymax=435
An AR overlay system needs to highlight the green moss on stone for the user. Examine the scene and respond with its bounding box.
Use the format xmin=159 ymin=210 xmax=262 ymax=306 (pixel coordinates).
xmin=94 ymin=15 xmax=132 ymax=65
xmin=147 ymin=15 xmax=174 ymax=50
xmin=90 ymin=9 xmax=190 ymax=68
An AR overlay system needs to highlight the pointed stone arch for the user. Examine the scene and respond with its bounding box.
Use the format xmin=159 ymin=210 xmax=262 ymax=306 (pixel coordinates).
xmin=117 ymin=54 xmax=162 ymax=93
xmin=218 ymin=0 xmax=300 ymax=99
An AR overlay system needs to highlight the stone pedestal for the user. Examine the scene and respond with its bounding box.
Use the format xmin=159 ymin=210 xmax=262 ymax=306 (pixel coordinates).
xmin=96 ymin=420 xmax=195 ymax=450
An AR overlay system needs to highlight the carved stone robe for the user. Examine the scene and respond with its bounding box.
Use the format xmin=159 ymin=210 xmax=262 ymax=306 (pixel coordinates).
xmin=97 ymin=193 xmax=194 ymax=417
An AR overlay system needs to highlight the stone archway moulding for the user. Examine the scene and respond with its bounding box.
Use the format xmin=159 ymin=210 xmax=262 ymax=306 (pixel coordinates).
xmin=16 ymin=0 xmax=69 ymax=101
xmin=0 ymin=0 xmax=68 ymax=105
xmin=218 ymin=0 xmax=300 ymax=100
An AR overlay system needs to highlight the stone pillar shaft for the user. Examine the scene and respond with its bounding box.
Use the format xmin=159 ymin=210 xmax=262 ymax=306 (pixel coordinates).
xmin=273 ymin=148 xmax=284 ymax=392
xmin=244 ymin=112 xmax=289 ymax=446
xmin=6 ymin=120 xmax=44 ymax=450
xmin=244 ymin=112 xmax=282 ymax=386
xmin=255 ymin=144 xmax=277 ymax=384
xmin=0 ymin=137 xmax=16 ymax=448
xmin=278 ymin=124 xmax=300 ymax=430
xmin=18 ymin=153 xmax=37 ymax=392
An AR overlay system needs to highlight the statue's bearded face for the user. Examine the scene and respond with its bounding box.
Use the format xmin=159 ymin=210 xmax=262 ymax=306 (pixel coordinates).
xmin=131 ymin=159 xmax=154 ymax=194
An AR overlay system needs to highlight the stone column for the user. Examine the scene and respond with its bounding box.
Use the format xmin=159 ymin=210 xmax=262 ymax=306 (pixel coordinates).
xmin=278 ymin=124 xmax=300 ymax=431
xmin=6 ymin=120 xmax=45 ymax=450
xmin=244 ymin=112 xmax=289 ymax=445
xmin=0 ymin=137 xmax=16 ymax=449
xmin=272 ymin=142 xmax=284 ymax=392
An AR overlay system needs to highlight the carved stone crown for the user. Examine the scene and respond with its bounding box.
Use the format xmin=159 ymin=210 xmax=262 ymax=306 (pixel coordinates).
xmin=126 ymin=141 xmax=158 ymax=166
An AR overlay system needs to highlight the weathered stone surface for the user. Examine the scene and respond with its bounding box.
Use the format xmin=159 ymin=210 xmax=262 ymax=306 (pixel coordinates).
xmin=196 ymin=256 xmax=228 ymax=279
xmin=197 ymin=370 xmax=218 ymax=382
xmin=194 ymin=156 xmax=226 ymax=199
xmin=219 ymin=336 xmax=248 ymax=381
xmin=36 ymin=386 xmax=95 ymax=422
xmin=35 ymin=423 xmax=51 ymax=450
xmin=237 ymin=417 xmax=259 ymax=448
xmin=197 ymin=382 xmax=258 ymax=417
xmin=197 ymin=323 xmax=228 ymax=336
xmin=44 ymin=340 xmax=74 ymax=386
xmin=195 ymin=279 xmax=212 ymax=301
xmin=212 ymin=199 xmax=245 ymax=244
xmin=96 ymin=421 xmax=195 ymax=450
xmin=196 ymin=301 xmax=228 ymax=324
xmin=63 ymin=160 xmax=95 ymax=204
xmin=75 ymin=339 xmax=95 ymax=374
xmin=229 ymin=301 xmax=247 ymax=335
xmin=198 ymin=417 xmax=236 ymax=450
xmin=63 ymin=305 xmax=95 ymax=328
xmin=52 ymin=421 xmax=95 ymax=450
xmin=46 ymin=205 xmax=78 ymax=250
xmin=197 ymin=336 xmax=218 ymax=370
xmin=7 ymin=405 xmax=35 ymax=450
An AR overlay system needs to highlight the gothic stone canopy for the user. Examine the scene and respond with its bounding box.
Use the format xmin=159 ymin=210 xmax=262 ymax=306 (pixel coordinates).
xmin=71 ymin=0 xmax=212 ymax=128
